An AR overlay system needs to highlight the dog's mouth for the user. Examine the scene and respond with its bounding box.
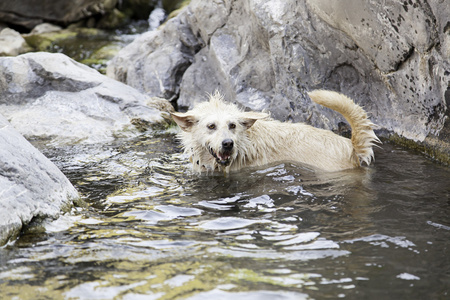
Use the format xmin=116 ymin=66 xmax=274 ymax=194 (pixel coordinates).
xmin=209 ymin=147 xmax=232 ymax=166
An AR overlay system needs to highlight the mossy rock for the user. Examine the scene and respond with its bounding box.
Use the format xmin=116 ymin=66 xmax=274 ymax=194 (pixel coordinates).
xmin=162 ymin=0 xmax=190 ymax=13
xmin=23 ymin=28 xmax=108 ymax=52
xmin=387 ymin=133 xmax=450 ymax=166
xmin=81 ymin=43 xmax=122 ymax=73
xmin=166 ymin=0 xmax=191 ymax=19
xmin=24 ymin=30 xmax=78 ymax=51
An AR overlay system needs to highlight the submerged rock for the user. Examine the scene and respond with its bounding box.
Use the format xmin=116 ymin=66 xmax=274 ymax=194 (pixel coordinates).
xmin=0 ymin=52 xmax=173 ymax=146
xmin=0 ymin=114 xmax=79 ymax=246
xmin=107 ymin=0 xmax=449 ymax=163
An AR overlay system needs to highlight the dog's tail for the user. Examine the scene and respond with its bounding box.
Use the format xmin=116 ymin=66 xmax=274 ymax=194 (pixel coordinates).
xmin=307 ymin=90 xmax=380 ymax=165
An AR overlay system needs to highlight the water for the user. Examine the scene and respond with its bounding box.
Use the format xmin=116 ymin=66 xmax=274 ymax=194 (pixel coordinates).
xmin=0 ymin=132 xmax=449 ymax=299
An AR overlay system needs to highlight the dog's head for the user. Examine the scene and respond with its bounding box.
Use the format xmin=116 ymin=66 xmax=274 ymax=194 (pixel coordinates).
xmin=171 ymin=93 xmax=268 ymax=171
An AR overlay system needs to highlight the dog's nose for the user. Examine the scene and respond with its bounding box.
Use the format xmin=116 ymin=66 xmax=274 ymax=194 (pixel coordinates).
xmin=222 ymin=139 xmax=234 ymax=151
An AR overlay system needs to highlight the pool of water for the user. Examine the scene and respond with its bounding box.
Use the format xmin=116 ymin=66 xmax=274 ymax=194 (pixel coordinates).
xmin=1 ymin=132 xmax=449 ymax=299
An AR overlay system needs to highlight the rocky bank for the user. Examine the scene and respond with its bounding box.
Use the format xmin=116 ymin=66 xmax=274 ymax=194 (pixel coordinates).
xmin=0 ymin=114 xmax=79 ymax=246
xmin=0 ymin=52 xmax=173 ymax=245
xmin=108 ymin=0 xmax=450 ymax=163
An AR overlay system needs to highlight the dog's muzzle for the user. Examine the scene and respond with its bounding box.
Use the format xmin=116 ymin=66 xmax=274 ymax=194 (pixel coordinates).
xmin=209 ymin=139 xmax=234 ymax=166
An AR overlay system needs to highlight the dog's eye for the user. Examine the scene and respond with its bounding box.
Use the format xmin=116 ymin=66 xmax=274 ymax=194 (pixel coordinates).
xmin=207 ymin=123 xmax=216 ymax=130
xmin=228 ymin=123 xmax=236 ymax=130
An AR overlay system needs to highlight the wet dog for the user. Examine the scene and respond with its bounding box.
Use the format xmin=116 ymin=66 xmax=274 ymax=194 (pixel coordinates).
xmin=171 ymin=90 xmax=380 ymax=173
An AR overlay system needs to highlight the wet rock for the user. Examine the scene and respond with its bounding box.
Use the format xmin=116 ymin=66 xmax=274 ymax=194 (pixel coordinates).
xmin=23 ymin=27 xmax=122 ymax=73
xmin=0 ymin=114 xmax=79 ymax=246
xmin=0 ymin=52 xmax=173 ymax=146
xmin=108 ymin=0 xmax=449 ymax=162
xmin=23 ymin=28 xmax=78 ymax=52
xmin=0 ymin=28 xmax=30 ymax=56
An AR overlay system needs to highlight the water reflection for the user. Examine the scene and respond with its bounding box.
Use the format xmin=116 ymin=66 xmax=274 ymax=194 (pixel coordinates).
xmin=0 ymin=133 xmax=449 ymax=299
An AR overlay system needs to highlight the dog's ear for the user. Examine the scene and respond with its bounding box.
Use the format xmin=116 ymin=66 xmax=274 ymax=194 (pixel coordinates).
xmin=171 ymin=112 xmax=197 ymax=132
xmin=240 ymin=112 xmax=269 ymax=129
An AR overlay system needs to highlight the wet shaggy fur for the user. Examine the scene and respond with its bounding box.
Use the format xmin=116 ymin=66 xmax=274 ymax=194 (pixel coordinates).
xmin=171 ymin=90 xmax=380 ymax=173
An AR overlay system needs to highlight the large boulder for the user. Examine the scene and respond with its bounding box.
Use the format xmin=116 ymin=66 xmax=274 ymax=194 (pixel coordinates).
xmin=0 ymin=0 xmax=117 ymax=30
xmin=0 ymin=0 xmax=169 ymax=30
xmin=107 ymin=0 xmax=449 ymax=163
xmin=0 ymin=52 xmax=172 ymax=146
xmin=0 ymin=114 xmax=79 ymax=246
xmin=106 ymin=11 xmax=203 ymax=100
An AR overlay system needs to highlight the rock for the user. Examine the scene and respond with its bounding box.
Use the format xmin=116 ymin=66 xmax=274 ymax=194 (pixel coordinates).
xmin=163 ymin=0 xmax=191 ymax=19
xmin=0 ymin=0 xmax=117 ymax=30
xmin=107 ymin=11 xmax=203 ymax=100
xmin=0 ymin=114 xmax=79 ymax=246
xmin=23 ymin=28 xmax=78 ymax=51
xmin=162 ymin=0 xmax=190 ymax=13
xmin=0 ymin=52 xmax=173 ymax=146
xmin=0 ymin=28 xmax=30 ymax=56
xmin=0 ymin=0 xmax=168 ymax=30
xmin=108 ymin=0 xmax=449 ymax=162
xmin=30 ymin=23 xmax=63 ymax=34
xmin=23 ymin=27 xmax=121 ymax=73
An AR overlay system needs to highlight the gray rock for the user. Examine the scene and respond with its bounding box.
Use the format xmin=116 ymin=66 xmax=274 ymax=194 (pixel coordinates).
xmin=0 ymin=52 xmax=172 ymax=146
xmin=30 ymin=23 xmax=63 ymax=34
xmin=108 ymin=0 xmax=449 ymax=160
xmin=0 ymin=28 xmax=30 ymax=56
xmin=0 ymin=114 xmax=79 ymax=246
xmin=106 ymin=11 xmax=204 ymax=100
xmin=0 ymin=0 xmax=117 ymax=29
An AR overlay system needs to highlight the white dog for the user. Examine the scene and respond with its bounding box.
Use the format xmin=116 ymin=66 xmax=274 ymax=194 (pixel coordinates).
xmin=171 ymin=90 xmax=380 ymax=173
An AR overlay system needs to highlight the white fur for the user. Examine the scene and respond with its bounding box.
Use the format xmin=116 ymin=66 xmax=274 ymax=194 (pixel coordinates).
xmin=172 ymin=90 xmax=380 ymax=173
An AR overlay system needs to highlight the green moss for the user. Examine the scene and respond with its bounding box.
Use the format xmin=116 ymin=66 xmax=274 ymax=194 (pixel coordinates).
xmin=163 ymin=0 xmax=191 ymax=13
xmin=24 ymin=30 xmax=78 ymax=51
xmin=166 ymin=0 xmax=191 ymax=19
xmin=80 ymin=43 xmax=122 ymax=73
xmin=387 ymin=133 xmax=450 ymax=166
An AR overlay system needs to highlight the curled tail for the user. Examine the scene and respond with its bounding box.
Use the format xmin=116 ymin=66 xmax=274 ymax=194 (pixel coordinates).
xmin=307 ymin=90 xmax=381 ymax=165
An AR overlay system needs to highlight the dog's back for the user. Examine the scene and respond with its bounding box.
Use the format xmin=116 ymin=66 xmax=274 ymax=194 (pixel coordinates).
xmin=308 ymin=90 xmax=380 ymax=166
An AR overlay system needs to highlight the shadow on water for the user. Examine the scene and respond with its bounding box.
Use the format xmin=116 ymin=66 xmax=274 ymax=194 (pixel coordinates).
xmin=0 ymin=133 xmax=449 ymax=299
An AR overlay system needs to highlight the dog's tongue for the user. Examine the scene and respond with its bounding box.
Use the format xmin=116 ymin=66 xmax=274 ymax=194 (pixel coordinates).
xmin=217 ymin=152 xmax=231 ymax=165
xmin=218 ymin=153 xmax=229 ymax=160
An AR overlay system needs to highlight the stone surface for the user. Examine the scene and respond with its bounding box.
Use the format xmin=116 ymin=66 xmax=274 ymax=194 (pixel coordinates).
xmin=0 ymin=52 xmax=172 ymax=146
xmin=106 ymin=11 xmax=204 ymax=100
xmin=30 ymin=22 xmax=63 ymax=35
xmin=0 ymin=28 xmax=30 ymax=56
xmin=0 ymin=0 xmax=116 ymax=29
xmin=0 ymin=114 xmax=79 ymax=246
xmin=0 ymin=0 xmax=180 ymax=30
xmin=108 ymin=0 xmax=449 ymax=161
